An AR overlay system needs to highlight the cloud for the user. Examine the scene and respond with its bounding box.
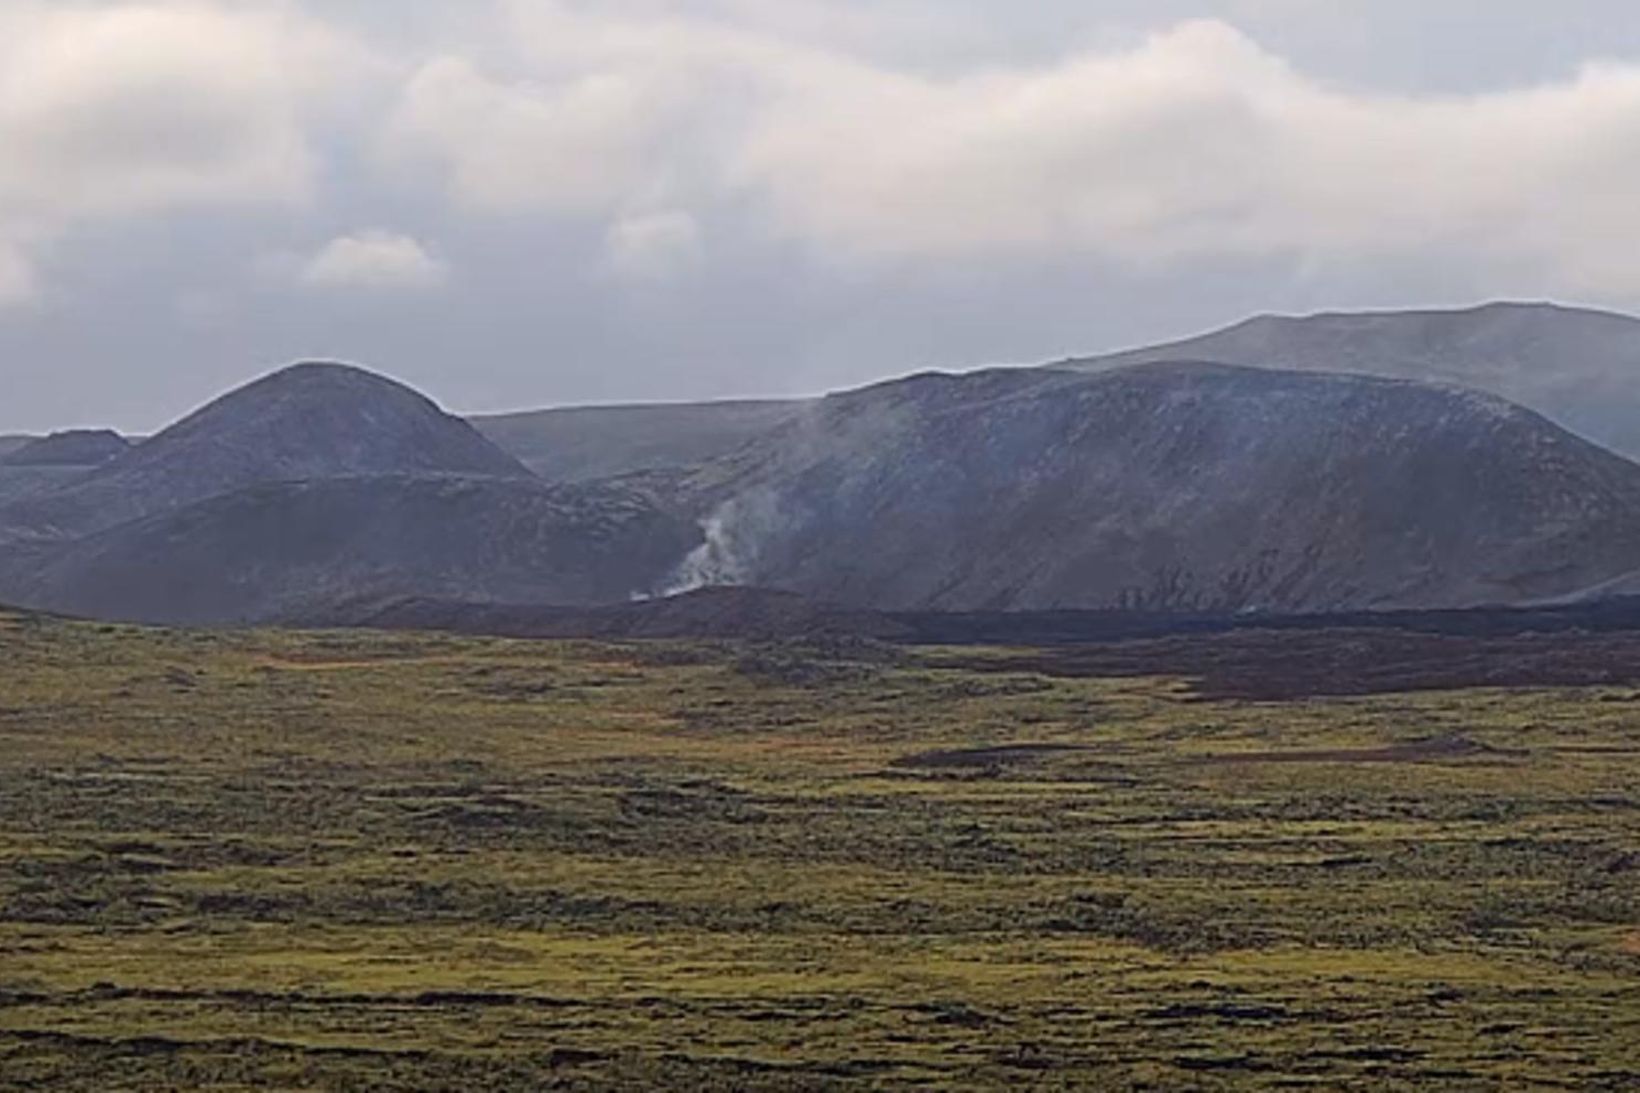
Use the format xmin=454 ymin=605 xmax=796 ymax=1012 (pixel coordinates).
xmin=0 ymin=243 xmax=38 ymax=309
xmin=733 ymin=19 xmax=1640 ymax=287
xmin=299 ymin=231 xmax=448 ymax=290
xmin=386 ymin=55 xmax=666 ymax=215
xmin=381 ymin=7 xmax=1640 ymax=299
xmin=0 ymin=1 xmax=355 ymax=301
xmin=603 ymin=210 xmax=703 ymax=279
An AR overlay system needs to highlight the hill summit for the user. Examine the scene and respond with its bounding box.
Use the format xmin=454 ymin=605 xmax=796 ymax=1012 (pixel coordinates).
xmin=0 ymin=362 xmax=532 ymax=538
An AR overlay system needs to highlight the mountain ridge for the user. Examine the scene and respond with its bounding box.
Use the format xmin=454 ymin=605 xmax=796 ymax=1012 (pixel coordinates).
xmin=1066 ymin=301 xmax=1640 ymax=458
xmin=0 ymin=429 xmax=130 ymax=468
xmin=662 ymin=359 xmax=1640 ymax=613
xmin=6 ymin=310 xmax=1640 ymax=624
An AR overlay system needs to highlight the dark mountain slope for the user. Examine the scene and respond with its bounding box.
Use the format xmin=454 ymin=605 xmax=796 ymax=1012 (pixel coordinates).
xmin=471 ymin=399 xmax=807 ymax=482
xmin=1069 ymin=302 xmax=1640 ymax=458
xmin=0 ymin=362 xmax=532 ymax=540
xmin=8 ymin=475 xmax=697 ymax=626
xmin=669 ymin=362 xmax=1640 ymax=613
xmin=0 ymin=429 xmax=129 ymax=467
xmin=0 ymin=363 xmax=700 ymax=625
xmin=0 ymin=468 xmax=83 ymax=508
xmin=0 ymin=431 xmax=130 ymax=509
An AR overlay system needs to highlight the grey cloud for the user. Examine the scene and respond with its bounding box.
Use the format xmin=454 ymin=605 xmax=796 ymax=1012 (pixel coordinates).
xmin=4 ymin=0 xmax=1640 ymax=434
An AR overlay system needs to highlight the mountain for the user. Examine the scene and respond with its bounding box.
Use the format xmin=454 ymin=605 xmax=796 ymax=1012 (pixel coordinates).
xmin=0 ymin=362 xmax=699 ymax=624
xmin=0 ymin=362 xmax=532 ymax=540
xmin=7 ymin=475 xmax=696 ymax=625
xmin=471 ymin=399 xmax=807 ymax=482
xmin=0 ymin=466 xmax=87 ymax=509
xmin=0 ymin=435 xmax=37 ymax=459
xmin=0 ymin=429 xmax=129 ymax=467
xmin=468 ymin=303 xmax=1640 ymax=482
xmin=666 ymin=362 xmax=1640 ymax=613
xmin=1068 ymin=302 xmax=1640 ymax=458
xmin=10 ymin=334 xmax=1640 ymax=626
xmin=0 ymin=430 xmax=131 ymax=508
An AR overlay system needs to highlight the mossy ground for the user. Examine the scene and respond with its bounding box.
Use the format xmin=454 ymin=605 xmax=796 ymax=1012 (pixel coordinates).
xmin=0 ymin=612 xmax=1635 ymax=1088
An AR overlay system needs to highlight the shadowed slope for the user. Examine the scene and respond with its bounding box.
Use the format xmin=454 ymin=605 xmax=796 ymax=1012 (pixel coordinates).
xmin=471 ymin=399 xmax=807 ymax=482
xmin=672 ymin=362 xmax=1640 ymax=612
xmin=11 ymin=476 xmax=698 ymax=626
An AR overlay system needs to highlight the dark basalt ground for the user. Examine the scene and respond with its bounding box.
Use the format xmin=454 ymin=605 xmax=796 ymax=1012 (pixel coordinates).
xmin=336 ymin=587 xmax=1640 ymax=701
xmin=925 ymin=626 xmax=1640 ymax=701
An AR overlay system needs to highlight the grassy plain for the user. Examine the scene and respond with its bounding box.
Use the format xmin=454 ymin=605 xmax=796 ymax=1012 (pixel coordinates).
xmin=0 ymin=611 xmax=1635 ymax=1089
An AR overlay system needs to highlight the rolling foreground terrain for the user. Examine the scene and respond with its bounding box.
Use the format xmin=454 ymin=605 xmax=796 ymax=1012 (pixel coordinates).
xmin=0 ymin=610 xmax=1635 ymax=1089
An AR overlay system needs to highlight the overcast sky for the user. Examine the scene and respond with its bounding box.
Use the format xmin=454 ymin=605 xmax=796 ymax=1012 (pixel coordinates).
xmin=4 ymin=1 xmax=1640 ymax=433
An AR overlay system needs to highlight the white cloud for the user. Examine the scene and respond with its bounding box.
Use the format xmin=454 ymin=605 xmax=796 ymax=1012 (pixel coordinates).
xmin=299 ymin=231 xmax=448 ymax=291
xmin=386 ymin=55 xmax=666 ymax=215
xmin=0 ymin=242 xmax=39 ymax=309
xmin=380 ymin=6 xmax=1640 ymax=299
xmin=603 ymin=210 xmax=703 ymax=279
xmin=733 ymin=19 xmax=1640 ymax=288
xmin=0 ymin=1 xmax=359 ymax=302
xmin=8 ymin=1 xmax=1640 ymax=323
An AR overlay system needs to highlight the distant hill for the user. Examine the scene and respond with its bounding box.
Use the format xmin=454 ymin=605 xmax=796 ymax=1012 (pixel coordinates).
xmin=0 ymin=429 xmax=129 ymax=468
xmin=0 ymin=363 xmax=697 ymax=623
xmin=471 ymin=399 xmax=807 ymax=482
xmin=0 ymin=431 xmax=129 ymax=510
xmin=0 ymin=436 xmax=36 ymax=459
xmin=1068 ymin=301 xmax=1640 ymax=458
xmin=10 ymin=318 xmax=1640 ymax=626
xmin=0 ymin=363 xmax=533 ymax=542
xmin=666 ymin=362 xmax=1640 ymax=613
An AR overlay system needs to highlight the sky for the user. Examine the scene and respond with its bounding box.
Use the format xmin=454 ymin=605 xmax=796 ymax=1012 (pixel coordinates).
xmin=4 ymin=1 xmax=1640 ymax=433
